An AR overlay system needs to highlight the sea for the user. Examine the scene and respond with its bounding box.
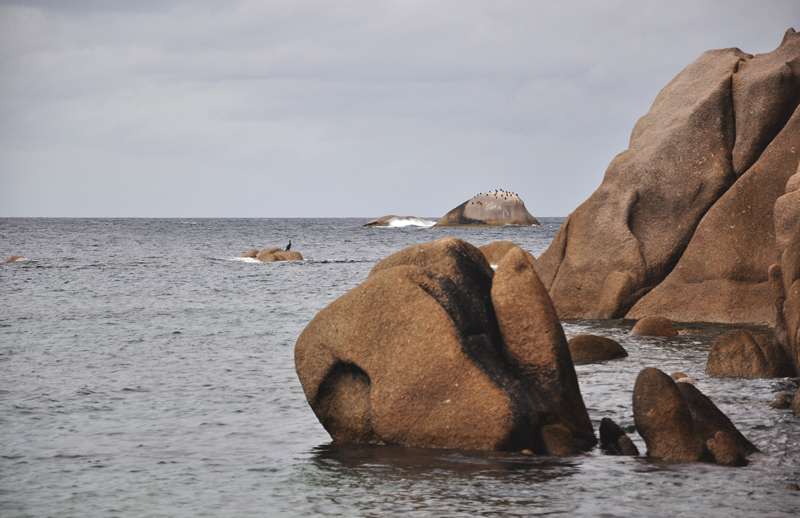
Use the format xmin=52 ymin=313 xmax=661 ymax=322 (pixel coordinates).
xmin=1 ymin=217 xmax=799 ymax=517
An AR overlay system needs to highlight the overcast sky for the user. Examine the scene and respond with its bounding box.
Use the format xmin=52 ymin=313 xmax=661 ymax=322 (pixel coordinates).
xmin=0 ymin=0 xmax=797 ymax=217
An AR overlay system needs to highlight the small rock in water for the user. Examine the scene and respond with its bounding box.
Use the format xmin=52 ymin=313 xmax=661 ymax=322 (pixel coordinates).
xmin=787 ymin=483 xmax=799 ymax=491
xmin=631 ymin=316 xmax=678 ymax=337
xmin=670 ymin=372 xmax=688 ymax=380
xmin=769 ymin=393 xmax=795 ymax=409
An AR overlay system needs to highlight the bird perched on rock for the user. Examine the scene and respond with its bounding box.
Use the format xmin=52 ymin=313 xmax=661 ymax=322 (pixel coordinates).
xmin=285 ymin=240 xmax=291 ymax=251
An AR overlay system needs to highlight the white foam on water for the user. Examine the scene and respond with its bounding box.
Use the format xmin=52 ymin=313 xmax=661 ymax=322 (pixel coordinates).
xmin=229 ymin=257 xmax=260 ymax=263
xmin=387 ymin=217 xmax=435 ymax=228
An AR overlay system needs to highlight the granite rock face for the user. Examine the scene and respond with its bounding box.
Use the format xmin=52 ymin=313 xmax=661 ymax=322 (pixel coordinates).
xmin=478 ymin=241 xmax=535 ymax=267
xmin=536 ymin=29 xmax=800 ymax=323
xmin=295 ymin=238 xmax=595 ymax=452
xmin=706 ymin=329 xmax=795 ymax=378
xmin=630 ymin=316 xmax=678 ymax=337
xmin=567 ymin=335 xmax=628 ymax=364
xmin=434 ymin=190 xmax=540 ymax=227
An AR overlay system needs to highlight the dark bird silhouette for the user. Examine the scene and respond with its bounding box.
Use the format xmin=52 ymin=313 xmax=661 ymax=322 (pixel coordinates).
xmin=285 ymin=240 xmax=291 ymax=251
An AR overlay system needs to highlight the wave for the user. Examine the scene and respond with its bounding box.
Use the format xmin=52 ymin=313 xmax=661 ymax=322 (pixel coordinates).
xmin=384 ymin=217 xmax=436 ymax=228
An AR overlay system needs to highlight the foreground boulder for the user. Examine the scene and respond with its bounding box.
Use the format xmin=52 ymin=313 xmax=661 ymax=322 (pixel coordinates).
xmin=478 ymin=241 xmax=535 ymax=267
xmin=567 ymin=335 xmax=628 ymax=364
xmin=433 ymin=190 xmax=540 ymax=227
xmin=633 ymin=367 xmax=756 ymax=464
xmin=535 ymin=29 xmax=800 ymax=322
xmin=706 ymin=329 xmax=795 ymax=378
xmin=295 ymin=238 xmax=595 ymax=452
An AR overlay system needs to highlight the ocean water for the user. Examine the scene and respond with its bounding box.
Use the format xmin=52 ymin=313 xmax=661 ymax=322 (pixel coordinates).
xmin=1 ymin=217 xmax=799 ymax=517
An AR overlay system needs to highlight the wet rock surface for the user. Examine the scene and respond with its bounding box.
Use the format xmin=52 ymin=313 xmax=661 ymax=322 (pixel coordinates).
xmin=567 ymin=334 xmax=628 ymax=364
xmin=706 ymin=329 xmax=795 ymax=378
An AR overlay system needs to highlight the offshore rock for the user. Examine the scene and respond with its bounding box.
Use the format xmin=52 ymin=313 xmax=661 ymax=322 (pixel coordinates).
xmin=362 ymin=215 xmax=434 ymax=228
xmin=567 ymin=334 xmax=628 ymax=364
xmin=294 ymin=238 xmax=595 ymax=452
xmin=253 ymin=247 xmax=303 ymax=262
xmin=599 ymin=418 xmax=639 ymax=456
xmin=536 ymin=29 xmax=800 ymax=322
xmin=4 ymin=255 xmax=25 ymax=262
xmin=633 ymin=368 xmax=756 ymax=463
xmin=433 ymin=190 xmax=540 ymax=227
xmin=478 ymin=241 xmax=535 ymax=267
xmin=706 ymin=329 xmax=795 ymax=378
xmin=236 ymin=250 xmax=259 ymax=258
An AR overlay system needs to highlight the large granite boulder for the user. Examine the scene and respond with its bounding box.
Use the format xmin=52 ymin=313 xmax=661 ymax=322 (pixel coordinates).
xmin=536 ymin=29 xmax=800 ymax=322
xmin=294 ymin=238 xmax=595 ymax=452
xmin=433 ymin=190 xmax=540 ymax=227
xmin=567 ymin=335 xmax=628 ymax=364
xmin=478 ymin=241 xmax=535 ymax=267
xmin=706 ymin=329 xmax=795 ymax=378
xmin=770 ymin=168 xmax=800 ymax=374
xmin=633 ymin=367 xmax=756 ymax=464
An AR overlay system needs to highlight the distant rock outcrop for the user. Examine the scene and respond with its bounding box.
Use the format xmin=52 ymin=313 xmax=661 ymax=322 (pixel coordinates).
xmin=535 ymin=29 xmax=800 ymax=323
xmin=4 ymin=255 xmax=24 ymax=263
xmin=433 ymin=190 xmax=540 ymax=227
xmin=362 ymin=215 xmax=435 ymax=227
xmin=237 ymin=247 xmax=303 ymax=262
xmin=294 ymin=238 xmax=595 ymax=452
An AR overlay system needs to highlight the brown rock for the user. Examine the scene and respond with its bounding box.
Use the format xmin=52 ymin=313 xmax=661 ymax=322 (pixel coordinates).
xmin=478 ymin=241 xmax=535 ymax=267
xmin=676 ymin=381 xmax=758 ymax=456
xmin=237 ymin=250 xmax=259 ymax=258
xmin=706 ymin=329 xmax=795 ymax=378
xmin=670 ymin=372 xmax=688 ymax=380
xmin=678 ymin=329 xmax=704 ymax=335
xmin=599 ymin=417 xmax=639 ymax=456
xmin=256 ymin=248 xmax=283 ymax=262
xmin=3 ymin=255 xmax=24 ymax=262
xmin=769 ymin=393 xmax=795 ymax=409
xmin=540 ymin=424 xmax=580 ymax=456
xmin=295 ymin=238 xmax=595 ymax=452
xmin=706 ymin=431 xmax=747 ymax=467
xmin=433 ymin=190 xmax=540 ymax=227
xmin=793 ymin=387 xmax=800 ymax=416
xmin=630 ymin=316 xmax=678 ymax=337
xmin=633 ymin=368 xmax=708 ymax=461
xmin=274 ymin=251 xmax=304 ymax=261
xmin=567 ymin=335 xmax=628 ymax=364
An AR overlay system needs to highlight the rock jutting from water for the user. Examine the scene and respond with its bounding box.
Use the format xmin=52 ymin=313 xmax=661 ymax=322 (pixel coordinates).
xmin=294 ymin=238 xmax=595 ymax=453
xmin=433 ymin=190 xmax=541 ymax=227
xmin=237 ymin=247 xmax=303 ymax=262
xmin=4 ymin=255 xmax=24 ymax=262
xmin=534 ymin=28 xmax=800 ymax=325
xmin=361 ymin=215 xmax=435 ymax=227
xmin=706 ymin=329 xmax=795 ymax=378
xmin=633 ymin=367 xmax=757 ymax=465
xmin=567 ymin=335 xmax=628 ymax=364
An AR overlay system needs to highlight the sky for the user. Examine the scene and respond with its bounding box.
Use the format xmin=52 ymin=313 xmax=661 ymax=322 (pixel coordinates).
xmin=0 ymin=1 xmax=797 ymax=218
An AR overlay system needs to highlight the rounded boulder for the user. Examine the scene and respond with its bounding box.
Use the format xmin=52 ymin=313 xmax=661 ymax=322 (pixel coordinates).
xmin=567 ymin=334 xmax=628 ymax=364
xmin=706 ymin=329 xmax=795 ymax=378
xmin=630 ymin=316 xmax=678 ymax=337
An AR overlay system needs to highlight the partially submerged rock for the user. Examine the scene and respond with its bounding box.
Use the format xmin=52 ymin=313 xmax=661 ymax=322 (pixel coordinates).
xmin=633 ymin=367 xmax=756 ymax=464
xmin=239 ymin=247 xmax=304 ymax=262
xmin=3 ymin=255 xmax=24 ymax=262
xmin=362 ymin=215 xmax=434 ymax=227
xmin=705 ymin=329 xmax=795 ymax=378
xmin=295 ymin=238 xmax=595 ymax=452
xmin=478 ymin=241 xmax=535 ymax=267
xmin=236 ymin=250 xmax=259 ymax=258
xmin=567 ymin=334 xmax=628 ymax=364
xmin=630 ymin=316 xmax=678 ymax=337
xmin=599 ymin=418 xmax=639 ymax=456
xmin=433 ymin=190 xmax=540 ymax=227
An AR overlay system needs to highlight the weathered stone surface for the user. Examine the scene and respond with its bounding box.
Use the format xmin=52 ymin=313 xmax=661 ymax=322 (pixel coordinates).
xmin=793 ymin=387 xmax=800 ymax=416
xmin=706 ymin=329 xmax=795 ymax=378
xmin=274 ymin=251 xmax=304 ymax=261
xmin=3 ymin=255 xmax=24 ymax=262
xmin=535 ymin=30 xmax=800 ymax=323
xmin=295 ymin=238 xmax=595 ymax=452
xmin=540 ymin=424 xmax=580 ymax=456
xmin=256 ymin=248 xmax=283 ymax=261
xmin=706 ymin=431 xmax=747 ymax=467
xmin=676 ymin=381 xmax=758 ymax=456
xmin=630 ymin=316 xmax=678 ymax=337
xmin=254 ymin=248 xmax=303 ymax=262
xmin=633 ymin=368 xmax=708 ymax=461
xmin=434 ymin=190 xmax=540 ymax=227
xmin=599 ymin=418 xmax=639 ymax=456
xmin=237 ymin=250 xmax=259 ymax=258
xmin=567 ymin=334 xmax=628 ymax=364
xmin=770 ymin=393 xmax=795 ymax=409
xmin=478 ymin=241 xmax=535 ymax=267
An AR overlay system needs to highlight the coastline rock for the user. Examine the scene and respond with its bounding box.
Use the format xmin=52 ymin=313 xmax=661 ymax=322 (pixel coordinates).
xmin=633 ymin=367 xmax=756 ymax=463
xmin=478 ymin=241 xmax=535 ymax=267
xmin=295 ymin=238 xmax=595 ymax=452
xmin=252 ymin=247 xmax=303 ymax=262
xmin=535 ymin=29 xmax=800 ymax=322
xmin=599 ymin=418 xmax=639 ymax=456
xmin=362 ymin=215 xmax=434 ymax=228
xmin=567 ymin=334 xmax=628 ymax=364
xmin=433 ymin=190 xmax=540 ymax=227
xmin=630 ymin=316 xmax=678 ymax=337
xmin=237 ymin=250 xmax=259 ymax=258
xmin=4 ymin=255 xmax=24 ymax=262
xmin=705 ymin=329 xmax=795 ymax=378
xmin=633 ymin=368 xmax=708 ymax=462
